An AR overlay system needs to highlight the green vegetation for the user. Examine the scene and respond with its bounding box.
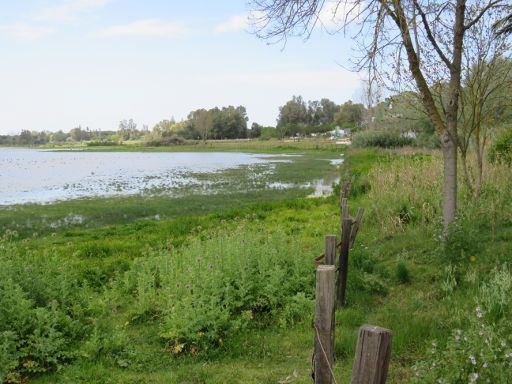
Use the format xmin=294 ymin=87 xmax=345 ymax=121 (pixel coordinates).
xmin=489 ymin=127 xmax=512 ymax=166
xmin=352 ymin=130 xmax=415 ymax=148
xmin=1 ymin=146 xmax=511 ymax=383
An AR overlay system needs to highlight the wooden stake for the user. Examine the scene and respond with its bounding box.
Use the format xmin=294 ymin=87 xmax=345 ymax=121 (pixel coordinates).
xmin=314 ymin=265 xmax=336 ymax=384
xmin=350 ymin=208 xmax=365 ymax=248
xmin=351 ymin=325 xmax=392 ymax=384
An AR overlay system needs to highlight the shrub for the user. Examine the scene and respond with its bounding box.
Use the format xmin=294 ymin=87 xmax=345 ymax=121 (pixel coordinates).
xmin=86 ymin=141 xmax=119 ymax=147
xmin=145 ymin=135 xmax=186 ymax=146
xmin=489 ymin=127 xmax=512 ymax=166
xmin=116 ymin=225 xmax=315 ymax=355
xmin=414 ymin=132 xmax=440 ymax=148
xmin=81 ymin=325 xmax=136 ymax=369
xmin=0 ymin=233 xmax=89 ymax=381
xmin=352 ymin=130 xmax=414 ymax=148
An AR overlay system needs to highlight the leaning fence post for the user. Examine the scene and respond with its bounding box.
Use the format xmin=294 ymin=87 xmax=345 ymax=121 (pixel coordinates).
xmin=324 ymin=235 xmax=337 ymax=265
xmin=351 ymin=325 xmax=392 ymax=384
xmin=313 ymin=265 xmax=336 ymax=384
xmin=349 ymin=208 xmax=365 ymax=248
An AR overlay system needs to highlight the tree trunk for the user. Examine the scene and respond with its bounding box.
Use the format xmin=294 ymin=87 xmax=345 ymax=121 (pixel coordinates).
xmin=441 ymin=130 xmax=457 ymax=231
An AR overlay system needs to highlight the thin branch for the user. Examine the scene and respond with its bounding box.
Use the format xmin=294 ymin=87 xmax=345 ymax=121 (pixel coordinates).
xmin=413 ymin=0 xmax=454 ymax=70
xmin=464 ymin=0 xmax=503 ymax=30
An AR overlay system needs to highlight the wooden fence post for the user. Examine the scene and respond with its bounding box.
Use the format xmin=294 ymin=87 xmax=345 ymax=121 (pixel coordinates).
xmin=313 ymin=265 xmax=336 ymax=384
xmin=341 ymin=197 xmax=349 ymax=222
xmin=337 ymin=217 xmax=352 ymax=307
xmin=349 ymin=208 xmax=365 ymax=248
xmin=324 ymin=235 xmax=337 ymax=265
xmin=351 ymin=325 xmax=392 ymax=384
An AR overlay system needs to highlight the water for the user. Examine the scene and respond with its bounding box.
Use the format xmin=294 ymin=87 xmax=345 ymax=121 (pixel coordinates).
xmin=0 ymin=148 xmax=273 ymax=205
xmin=0 ymin=148 xmax=342 ymax=205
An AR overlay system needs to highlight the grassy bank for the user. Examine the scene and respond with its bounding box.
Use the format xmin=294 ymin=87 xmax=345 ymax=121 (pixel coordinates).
xmin=1 ymin=148 xmax=511 ymax=383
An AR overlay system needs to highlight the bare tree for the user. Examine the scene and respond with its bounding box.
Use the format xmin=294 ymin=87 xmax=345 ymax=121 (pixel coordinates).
xmin=250 ymin=0 xmax=510 ymax=230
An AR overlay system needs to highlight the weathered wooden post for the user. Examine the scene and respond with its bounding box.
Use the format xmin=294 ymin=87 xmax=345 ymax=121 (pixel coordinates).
xmin=351 ymin=325 xmax=392 ymax=384
xmin=350 ymin=208 xmax=365 ymax=248
xmin=336 ymin=171 xmax=364 ymax=307
xmin=313 ymin=265 xmax=336 ymax=384
xmin=324 ymin=235 xmax=337 ymax=265
xmin=338 ymin=217 xmax=352 ymax=307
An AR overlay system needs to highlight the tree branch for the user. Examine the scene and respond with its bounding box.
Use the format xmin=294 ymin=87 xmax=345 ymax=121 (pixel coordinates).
xmin=464 ymin=0 xmax=502 ymax=30
xmin=413 ymin=0 xmax=454 ymax=70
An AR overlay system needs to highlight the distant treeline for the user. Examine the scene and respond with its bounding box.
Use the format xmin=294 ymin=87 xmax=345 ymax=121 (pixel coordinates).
xmin=0 ymin=92 xmax=450 ymax=146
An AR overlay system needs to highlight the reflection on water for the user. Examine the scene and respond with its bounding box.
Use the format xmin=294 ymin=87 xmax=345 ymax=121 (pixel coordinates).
xmin=0 ymin=149 xmax=270 ymax=205
xmin=0 ymin=148 xmax=343 ymax=205
xmin=308 ymin=174 xmax=342 ymax=197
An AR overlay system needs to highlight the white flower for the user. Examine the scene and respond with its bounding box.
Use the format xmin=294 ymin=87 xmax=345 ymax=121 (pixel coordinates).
xmin=469 ymin=372 xmax=479 ymax=383
xmin=501 ymin=340 xmax=507 ymax=348
xmin=483 ymin=362 xmax=488 ymax=368
xmin=476 ymin=306 xmax=483 ymax=318
xmin=469 ymin=355 xmax=477 ymax=365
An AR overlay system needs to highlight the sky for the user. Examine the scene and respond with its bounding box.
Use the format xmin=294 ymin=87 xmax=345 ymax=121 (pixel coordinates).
xmin=0 ymin=0 xmax=363 ymax=134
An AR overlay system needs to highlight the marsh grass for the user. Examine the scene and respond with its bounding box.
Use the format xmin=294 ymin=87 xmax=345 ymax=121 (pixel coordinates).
xmin=0 ymin=152 xmax=341 ymax=238
xmin=1 ymin=148 xmax=510 ymax=383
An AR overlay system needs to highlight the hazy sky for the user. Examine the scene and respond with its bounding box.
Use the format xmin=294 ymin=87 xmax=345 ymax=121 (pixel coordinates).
xmin=0 ymin=0 xmax=363 ymax=134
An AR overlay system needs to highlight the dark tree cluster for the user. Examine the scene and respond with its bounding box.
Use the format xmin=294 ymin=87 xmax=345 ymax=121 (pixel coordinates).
xmin=276 ymin=96 xmax=340 ymax=137
xmin=150 ymin=105 xmax=249 ymax=143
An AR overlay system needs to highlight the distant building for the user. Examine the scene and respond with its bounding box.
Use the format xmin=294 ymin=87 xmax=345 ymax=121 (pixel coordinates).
xmin=328 ymin=127 xmax=351 ymax=138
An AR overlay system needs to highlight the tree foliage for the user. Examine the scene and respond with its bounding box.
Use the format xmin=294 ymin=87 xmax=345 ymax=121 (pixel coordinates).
xmin=276 ymin=96 xmax=340 ymax=136
xmin=334 ymin=100 xmax=365 ymax=128
xmin=250 ymin=0 xmax=511 ymax=229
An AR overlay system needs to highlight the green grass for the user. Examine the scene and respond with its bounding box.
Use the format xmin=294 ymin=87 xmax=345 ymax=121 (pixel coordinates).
xmin=2 ymin=147 xmax=511 ymax=383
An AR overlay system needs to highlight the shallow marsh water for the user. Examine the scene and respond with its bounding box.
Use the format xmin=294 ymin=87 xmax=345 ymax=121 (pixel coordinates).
xmin=0 ymin=148 xmax=341 ymax=205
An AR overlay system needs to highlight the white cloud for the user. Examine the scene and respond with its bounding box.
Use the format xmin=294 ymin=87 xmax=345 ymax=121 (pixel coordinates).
xmin=0 ymin=23 xmax=55 ymax=40
xmin=318 ymin=1 xmax=361 ymax=29
xmin=215 ymin=14 xmax=248 ymax=33
xmin=91 ymin=19 xmax=185 ymax=38
xmin=35 ymin=0 xmax=111 ymax=23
